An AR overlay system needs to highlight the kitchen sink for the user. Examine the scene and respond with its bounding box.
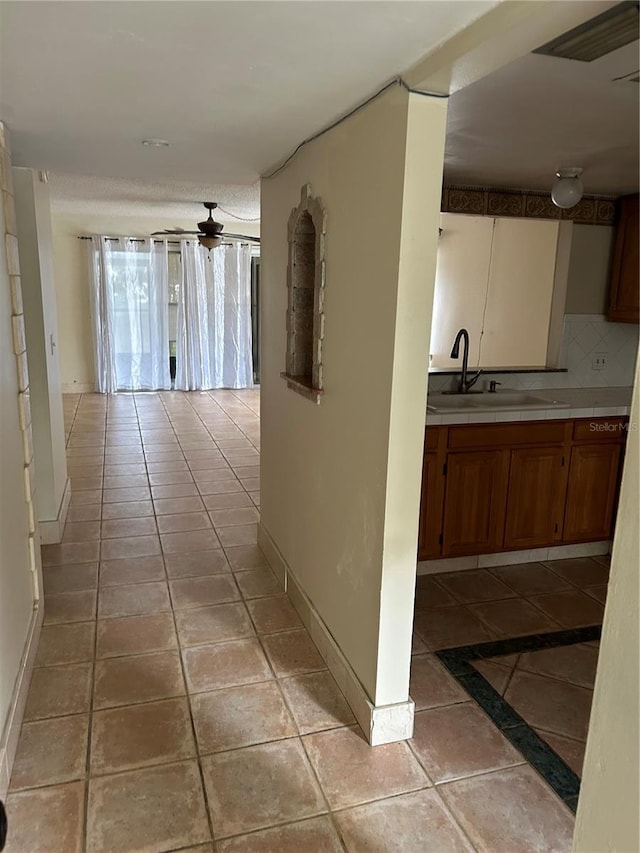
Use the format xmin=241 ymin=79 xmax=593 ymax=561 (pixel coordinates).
xmin=427 ymin=392 xmax=569 ymax=413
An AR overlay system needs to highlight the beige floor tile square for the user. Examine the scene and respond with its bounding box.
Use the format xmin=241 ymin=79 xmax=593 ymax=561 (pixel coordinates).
xmin=66 ymin=504 xmax=102 ymax=523
xmin=526 ymin=590 xmax=605 ymax=628
xmin=334 ymin=788 xmax=475 ymax=852
xmin=44 ymin=590 xmax=97 ymax=624
xmin=151 ymin=482 xmax=200 ymax=498
xmin=43 ymin=562 xmax=98 ymax=594
xmin=100 ymin=534 xmax=161 ymax=561
xmin=103 ymin=474 xmax=149 ymax=489
xmin=543 ymin=557 xmax=609 ymax=588
xmin=413 ymin=606 xmax=497 ymax=650
xmin=96 ymin=613 xmax=178 ymax=659
xmin=225 ymin=544 xmax=268 ymax=570
xmin=490 ymin=562 xmax=572 ymax=596
xmin=10 ymin=715 xmax=89 ymax=791
xmin=262 ymin=629 xmax=326 ymax=677
xmin=103 ymin=486 xmax=151 ymax=503
xmin=165 ymin=549 xmax=230 ymax=578
xmin=409 ymin=653 xmax=469 ymax=711
xmin=410 ymin=703 xmax=523 ymax=784
xmin=175 ymin=602 xmax=254 ymax=647
xmin=414 ymin=576 xmax=458 ymax=610
xmin=303 ymin=725 xmax=428 ymax=810
xmin=209 ymin=506 xmax=259 ymax=528
xmin=234 ymin=568 xmax=281 ymax=600
xmin=4 ymin=781 xmax=85 ymax=853
xmin=99 ymin=555 xmax=166 ymax=587
xmin=154 ymin=495 xmax=205 ymax=515
xmin=439 ymin=765 xmax=574 ymax=853
xmin=91 ymin=697 xmax=196 ymax=775
xmin=436 ymin=569 xmax=518 ymax=603
xmin=535 ymin=729 xmax=586 ymax=776
xmin=149 ymin=471 xmax=194 ymax=486
xmin=34 ymin=622 xmax=95 ymax=667
xmin=471 ymin=659 xmax=515 ymax=695
xmin=86 ymin=761 xmax=210 ymax=853
xmin=161 ymin=528 xmax=221 ymax=554
xmin=517 ymin=643 xmax=599 ymax=689
xmin=69 ymin=489 xmax=102 ymax=505
xmin=217 ymin=523 xmax=258 ymax=547
xmin=216 ymin=816 xmax=342 ymax=852
xmin=70 ymin=475 xmax=104 ymax=491
xmin=170 ymin=574 xmax=240 ymax=609
xmin=202 ymin=739 xmax=326 ymax=838
xmin=246 ymin=595 xmax=302 ymax=634
xmin=100 ymin=516 xmax=157 ymax=539
xmin=101 ymin=500 xmax=154 ymax=519
xmin=192 ymin=682 xmax=296 ymax=753
xmin=202 ymin=492 xmax=253 ymax=511
xmin=157 ymin=511 xmax=212 ymax=534
xmin=62 ymin=521 xmax=101 ymax=542
xmin=24 ymin=663 xmax=93 ymax=721
xmin=94 ymin=650 xmax=185 ymax=709
xmin=197 ymin=479 xmax=244 ymax=495
xmin=279 ymin=671 xmax=355 ymax=734
xmin=42 ymin=540 xmax=100 ymax=566
xmin=183 ymin=638 xmax=273 ymax=693
xmin=98 ymin=580 xmax=171 ymax=618
xmin=469 ymin=598 xmax=561 ymax=638
xmin=505 ymin=670 xmax=593 ymax=740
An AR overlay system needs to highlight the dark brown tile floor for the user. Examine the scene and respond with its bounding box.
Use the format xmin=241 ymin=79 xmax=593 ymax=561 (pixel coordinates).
xmin=4 ymin=390 xmax=597 ymax=852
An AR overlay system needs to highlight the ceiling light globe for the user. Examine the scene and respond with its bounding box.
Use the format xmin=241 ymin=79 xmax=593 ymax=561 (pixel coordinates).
xmin=551 ymin=169 xmax=584 ymax=209
xmin=198 ymin=235 xmax=222 ymax=251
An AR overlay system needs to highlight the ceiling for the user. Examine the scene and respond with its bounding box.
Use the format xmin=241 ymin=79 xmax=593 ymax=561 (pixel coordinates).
xmin=0 ymin=1 xmax=638 ymax=220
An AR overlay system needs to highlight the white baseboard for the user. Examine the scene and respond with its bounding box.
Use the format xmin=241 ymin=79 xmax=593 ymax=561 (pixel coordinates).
xmin=0 ymin=600 xmax=43 ymax=799
xmin=258 ymin=523 xmax=414 ymax=745
xmin=61 ymin=382 xmax=94 ymax=394
xmin=38 ymin=477 xmax=71 ymax=545
xmin=417 ymin=540 xmax=611 ymax=575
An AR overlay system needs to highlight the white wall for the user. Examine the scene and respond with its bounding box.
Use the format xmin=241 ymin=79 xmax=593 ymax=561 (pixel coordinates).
xmin=14 ymin=168 xmax=68 ymax=527
xmin=573 ymin=352 xmax=640 ymax=852
xmin=50 ymin=212 xmax=260 ymax=391
xmin=260 ymin=85 xmax=447 ymax=709
xmin=0 ymin=122 xmax=40 ymax=797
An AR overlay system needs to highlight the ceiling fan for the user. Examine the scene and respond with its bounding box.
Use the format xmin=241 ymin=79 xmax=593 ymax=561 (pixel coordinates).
xmin=151 ymin=202 xmax=260 ymax=250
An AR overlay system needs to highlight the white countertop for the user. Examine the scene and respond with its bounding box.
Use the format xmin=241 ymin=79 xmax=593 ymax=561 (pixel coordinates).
xmin=425 ymin=386 xmax=633 ymax=426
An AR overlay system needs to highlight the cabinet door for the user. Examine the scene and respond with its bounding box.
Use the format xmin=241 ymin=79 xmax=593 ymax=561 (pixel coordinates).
xmin=608 ymin=194 xmax=639 ymax=323
xmin=429 ymin=214 xmax=494 ymax=369
xmin=442 ymin=450 xmax=509 ymax=557
xmin=504 ymin=447 xmax=566 ymax=550
xmin=418 ymin=452 xmax=445 ymax=560
xmin=563 ymin=444 xmax=622 ymax=542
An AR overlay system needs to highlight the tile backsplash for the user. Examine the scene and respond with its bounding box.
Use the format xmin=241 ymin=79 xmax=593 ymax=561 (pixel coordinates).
xmin=428 ymin=314 xmax=639 ymax=393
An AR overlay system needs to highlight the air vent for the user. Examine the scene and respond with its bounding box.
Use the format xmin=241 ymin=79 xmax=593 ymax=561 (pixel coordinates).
xmin=534 ymin=1 xmax=639 ymax=62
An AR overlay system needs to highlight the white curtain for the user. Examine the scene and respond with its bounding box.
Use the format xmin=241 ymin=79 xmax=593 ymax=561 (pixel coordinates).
xmin=87 ymin=237 xmax=170 ymax=392
xmin=175 ymin=241 xmax=253 ymax=390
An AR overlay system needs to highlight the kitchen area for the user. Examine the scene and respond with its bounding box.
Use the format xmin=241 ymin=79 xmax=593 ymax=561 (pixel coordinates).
xmin=411 ymin=184 xmax=638 ymax=814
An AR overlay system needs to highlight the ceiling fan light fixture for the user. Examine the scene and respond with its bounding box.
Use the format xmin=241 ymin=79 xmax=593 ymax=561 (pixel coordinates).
xmin=198 ymin=234 xmax=223 ymax=251
xmin=551 ymin=167 xmax=584 ymax=209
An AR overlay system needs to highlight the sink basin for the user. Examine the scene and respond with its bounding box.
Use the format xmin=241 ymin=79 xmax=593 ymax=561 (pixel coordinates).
xmin=427 ymin=392 xmax=568 ymax=413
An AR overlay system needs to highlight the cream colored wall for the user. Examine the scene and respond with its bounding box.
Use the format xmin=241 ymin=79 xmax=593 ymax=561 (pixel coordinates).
xmin=573 ymin=353 xmax=639 ymax=852
xmin=50 ymin=213 xmax=260 ymax=391
xmin=260 ymin=86 xmax=447 ymax=705
xmin=14 ymin=168 xmax=68 ymax=523
xmin=565 ymin=224 xmax=613 ymax=315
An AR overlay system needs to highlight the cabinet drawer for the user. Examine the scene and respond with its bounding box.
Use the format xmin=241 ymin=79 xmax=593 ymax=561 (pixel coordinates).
xmin=573 ymin=417 xmax=628 ymax=442
xmin=448 ymin=420 xmax=567 ymax=450
xmin=425 ymin=426 xmax=441 ymax=451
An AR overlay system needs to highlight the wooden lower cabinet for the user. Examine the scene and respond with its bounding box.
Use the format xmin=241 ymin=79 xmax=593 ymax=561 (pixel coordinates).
xmin=503 ymin=447 xmax=567 ymax=550
xmin=441 ymin=450 xmax=510 ymax=557
xmin=418 ymin=417 xmax=626 ymax=560
xmin=418 ymin=452 xmax=445 ymax=560
xmin=563 ymin=443 xmax=622 ymax=542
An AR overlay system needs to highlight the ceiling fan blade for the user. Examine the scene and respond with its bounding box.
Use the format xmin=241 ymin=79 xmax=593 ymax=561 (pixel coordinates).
xmin=224 ymin=233 xmax=261 ymax=243
xmin=151 ymin=230 xmax=202 ymax=236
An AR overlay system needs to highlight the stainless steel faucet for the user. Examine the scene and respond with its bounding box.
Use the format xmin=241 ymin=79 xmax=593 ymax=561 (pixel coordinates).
xmin=450 ymin=328 xmax=482 ymax=393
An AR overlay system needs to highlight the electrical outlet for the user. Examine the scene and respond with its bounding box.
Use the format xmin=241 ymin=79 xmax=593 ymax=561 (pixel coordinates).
xmin=591 ymin=352 xmax=607 ymax=371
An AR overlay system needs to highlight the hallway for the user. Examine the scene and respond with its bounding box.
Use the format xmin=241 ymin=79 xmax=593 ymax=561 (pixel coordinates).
xmin=5 ymin=390 xmax=582 ymax=852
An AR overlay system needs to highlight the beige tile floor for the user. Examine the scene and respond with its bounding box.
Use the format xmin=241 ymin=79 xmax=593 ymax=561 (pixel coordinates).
xmin=4 ymin=390 xmax=597 ymax=852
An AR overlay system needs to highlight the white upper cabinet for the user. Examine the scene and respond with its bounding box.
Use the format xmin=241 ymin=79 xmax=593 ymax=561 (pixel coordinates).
xmin=430 ymin=213 xmax=569 ymax=370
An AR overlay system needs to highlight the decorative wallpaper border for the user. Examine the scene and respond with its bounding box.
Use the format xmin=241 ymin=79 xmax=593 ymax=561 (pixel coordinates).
xmin=442 ymin=186 xmax=616 ymax=226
